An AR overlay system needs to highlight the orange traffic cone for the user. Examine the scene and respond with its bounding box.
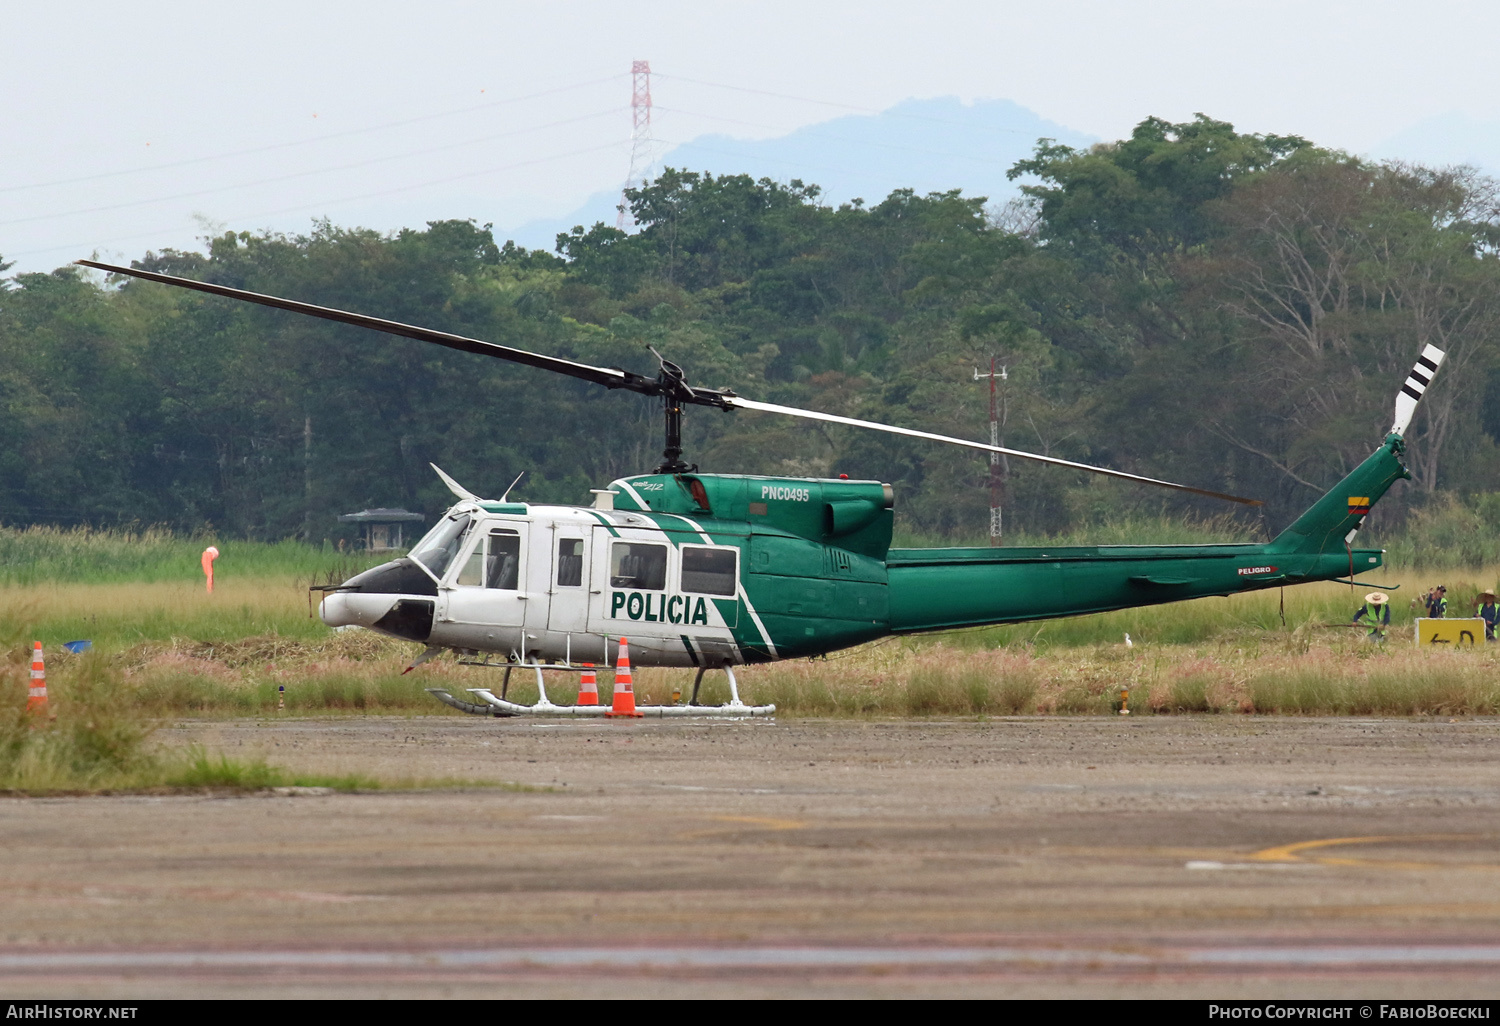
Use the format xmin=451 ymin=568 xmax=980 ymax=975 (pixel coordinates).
xmin=606 ymin=638 xmax=642 ymax=718
xmin=27 ymin=642 xmax=48 ymax=714
xmin=576 ymin=663 xmax=599 ymax=706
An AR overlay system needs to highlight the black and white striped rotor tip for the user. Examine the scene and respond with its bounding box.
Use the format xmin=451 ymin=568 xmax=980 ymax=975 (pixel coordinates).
xmin=1392 ymin=344 xmax=1446 ymax=437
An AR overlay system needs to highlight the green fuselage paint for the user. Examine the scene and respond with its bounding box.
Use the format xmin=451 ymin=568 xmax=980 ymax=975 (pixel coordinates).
xmin=605 ymin=434 xmax=1411 ymax=662
xmin=342 ymin=435 xmax=1411 ymax=670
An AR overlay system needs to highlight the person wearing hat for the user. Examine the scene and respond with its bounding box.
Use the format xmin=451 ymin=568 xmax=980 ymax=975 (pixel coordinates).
xmin=1475 ymin=588 xmax=1500 ymax=642
xmin=1426 ymin=585 xmax=1448 ymax=619
xmin=1353 ymin=592 xmax=1391 ymax=641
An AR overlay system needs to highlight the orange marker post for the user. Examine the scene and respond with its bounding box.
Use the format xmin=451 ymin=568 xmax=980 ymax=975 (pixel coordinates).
xmin=27 ymin=642 xmax=48 ymax=714
xmin=201 ymin=546 xmax=220 ymax=594
xmin=606 ymin=638 xmax=643 ymax=718
xmin=576 ymin=663 xmax=599 ymax=706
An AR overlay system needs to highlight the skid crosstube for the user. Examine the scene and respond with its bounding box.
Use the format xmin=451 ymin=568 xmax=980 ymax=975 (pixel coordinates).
xmin=425 ymin=688 xmax=774 ymax=718
xmin=424 ymin=659 xmax=771 ymax=718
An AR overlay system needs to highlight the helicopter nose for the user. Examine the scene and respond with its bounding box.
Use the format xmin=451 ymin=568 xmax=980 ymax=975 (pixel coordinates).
xmin=320 ymin=591 xmax=399 ymax=630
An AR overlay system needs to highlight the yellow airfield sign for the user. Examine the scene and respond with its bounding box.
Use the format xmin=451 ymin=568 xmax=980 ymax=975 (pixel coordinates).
xmin=1414 ymin=617 xmax=1484 ymax=647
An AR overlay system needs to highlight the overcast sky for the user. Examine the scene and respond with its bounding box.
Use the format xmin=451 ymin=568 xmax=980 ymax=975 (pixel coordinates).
xmin=5 ymin=0 xmax=1499 ymax=273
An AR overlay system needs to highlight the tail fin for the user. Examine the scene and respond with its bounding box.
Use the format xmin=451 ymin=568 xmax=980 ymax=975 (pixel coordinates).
xmin=1268 ymin=345 xmax=1443 ymax=555
xmin=1266 ymin=437 xmax=1410 ymax=554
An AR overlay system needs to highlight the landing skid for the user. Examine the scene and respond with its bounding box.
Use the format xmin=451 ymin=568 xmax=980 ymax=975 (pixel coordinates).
xmin=424 ymin=663 xmax=774 ymax=718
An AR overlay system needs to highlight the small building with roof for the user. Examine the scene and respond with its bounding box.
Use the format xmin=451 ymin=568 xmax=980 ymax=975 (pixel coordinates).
xmin=336 ymin=508 xmax=425 ymax=551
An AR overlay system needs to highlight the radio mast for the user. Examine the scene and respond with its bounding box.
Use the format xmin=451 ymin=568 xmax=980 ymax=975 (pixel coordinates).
xmin=617 ymin=60 xmax=654 ymax=229
xmin=973 ymin=359 xmax=1008 ymax=544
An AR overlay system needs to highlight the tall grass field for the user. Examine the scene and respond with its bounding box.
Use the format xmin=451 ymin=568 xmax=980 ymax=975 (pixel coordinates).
xmin=0 ymin=524 xmax=382 ymax=586
xmin=3 ymin=523 xmax=1499 ymax=725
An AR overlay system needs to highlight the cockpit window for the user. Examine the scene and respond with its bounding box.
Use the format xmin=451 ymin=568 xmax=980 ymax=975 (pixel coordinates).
xmin=410 ymin=513 xmax=473 ymax=579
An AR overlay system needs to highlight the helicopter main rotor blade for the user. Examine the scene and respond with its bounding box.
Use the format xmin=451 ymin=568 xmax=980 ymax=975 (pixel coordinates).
xmin=726 ymin=396 xmax=1264 ymax=507
xmin=76 ymin=259 xmax=657 ymax=395
xmin=77 ymin=259 xmax=1257 ymax=504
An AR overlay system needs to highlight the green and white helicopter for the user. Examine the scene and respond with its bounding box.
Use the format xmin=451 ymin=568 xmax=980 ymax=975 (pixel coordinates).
xmin=80 ymin=260 xmax=1441 ymax=717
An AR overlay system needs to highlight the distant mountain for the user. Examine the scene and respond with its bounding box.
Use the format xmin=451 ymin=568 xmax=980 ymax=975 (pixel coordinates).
xmin=500 ymin=97 xmax=1096 ymax=253
xmin=504 ymin=189 xmax=624 ymax=254
xmin=1370 ymin=111 xmax=1500 ymax=176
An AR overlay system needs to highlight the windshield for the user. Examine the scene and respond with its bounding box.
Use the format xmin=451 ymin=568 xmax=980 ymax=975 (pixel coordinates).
xmin=409 ymin=513 xmax=473 ymax=580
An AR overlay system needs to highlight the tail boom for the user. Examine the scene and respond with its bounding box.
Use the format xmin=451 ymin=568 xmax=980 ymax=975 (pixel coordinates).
xmin=887 ymin=437 xmax=1409 ymax=634
xmin=886 ymin=350 xmax=1428 ymax=635
xmin=886 ymin=543 xmax=1380 ymax=633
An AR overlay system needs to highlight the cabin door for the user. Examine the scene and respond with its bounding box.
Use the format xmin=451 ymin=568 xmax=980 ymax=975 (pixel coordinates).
xmin=439 ymin=522 xmax=530 ymax=654
xmin=545 ymin=525 xmax=591 ymax=635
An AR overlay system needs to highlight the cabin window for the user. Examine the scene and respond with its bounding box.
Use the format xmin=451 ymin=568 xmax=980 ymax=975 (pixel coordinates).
xmin=610 ymin=542 xmax=667 ymax=591
xmin=486 ymin=530 xmax=521 ymax=590
xmin=557 ymin=538 xmax=584 ymax=587
xmin=680 ymin=546 xmax=737 ymax=596
xmin=411 ymin=514 xmax=472 ymax=579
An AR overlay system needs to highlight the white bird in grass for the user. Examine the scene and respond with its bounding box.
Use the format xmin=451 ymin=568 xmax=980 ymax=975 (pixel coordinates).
xmin=1124 ymin=633 xmax=1133 ymax=648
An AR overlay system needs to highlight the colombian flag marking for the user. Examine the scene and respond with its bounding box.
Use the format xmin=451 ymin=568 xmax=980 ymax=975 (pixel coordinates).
xmin=1348 ymin=496 xmax=1371 ymax=515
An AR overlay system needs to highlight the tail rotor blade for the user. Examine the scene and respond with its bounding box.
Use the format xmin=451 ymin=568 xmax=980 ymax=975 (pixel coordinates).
xmin=725 ymin=396 xmax=1263 ymax=507
xmin=1392 ymin=344 xmax=1446 ymax=437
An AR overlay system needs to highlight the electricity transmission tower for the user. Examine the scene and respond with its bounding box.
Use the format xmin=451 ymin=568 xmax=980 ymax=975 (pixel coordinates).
xmin=974 ymin=359 xmax=1008 ymax=544
xmin=617 ymin=60 xmax=654 ymax=229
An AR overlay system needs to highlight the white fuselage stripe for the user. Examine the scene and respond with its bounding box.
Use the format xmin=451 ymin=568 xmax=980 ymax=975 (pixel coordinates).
xmin=654 ymin=510 xmax=780 ymax=660
xmin=614 ymin=479 xmax=652 ymax=510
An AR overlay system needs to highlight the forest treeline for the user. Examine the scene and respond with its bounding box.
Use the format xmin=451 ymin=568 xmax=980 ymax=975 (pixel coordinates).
xmin=4 ymin=114 xmax=1500 ymax=547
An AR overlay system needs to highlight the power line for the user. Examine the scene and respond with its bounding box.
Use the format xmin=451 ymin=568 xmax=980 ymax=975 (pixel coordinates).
xmin=224 ymin=140 xmax=629 ymax=223
xmin=0 ymin=109 xmax=624 ymax=228
xmin=7 ymin=69 xmax=1051 ymax=263
xmin=11 ymin=140 xmax=631 ymax=261
xmin=0 ymin=74 xmax=628 ymax=195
